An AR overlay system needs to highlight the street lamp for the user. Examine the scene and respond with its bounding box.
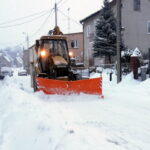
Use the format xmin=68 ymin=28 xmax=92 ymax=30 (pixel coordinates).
xmin=22 ymin=32 xmax=29 ymax=49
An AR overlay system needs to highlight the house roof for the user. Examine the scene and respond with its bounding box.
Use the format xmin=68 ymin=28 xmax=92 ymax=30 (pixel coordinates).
xmin=4 ymin=56 xmax=11 ymax=62
xmin=80 ymin=0 xmax=116 ymax=23
xmin=80 ymin=11 xmax=100 ymax=24
xmin=1 ymin=67 xmax=12 ymax=72
xmin=16 ymin=57 xmax=23 ymax=64
xmin=64 ymin=32 xmax=83 ymax=36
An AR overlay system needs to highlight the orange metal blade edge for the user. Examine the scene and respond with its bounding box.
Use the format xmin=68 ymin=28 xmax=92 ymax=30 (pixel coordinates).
xmin=36 ymin=77 xmax=103 ymax=96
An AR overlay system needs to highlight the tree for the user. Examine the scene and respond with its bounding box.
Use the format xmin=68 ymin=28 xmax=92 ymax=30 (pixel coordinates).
xmin=93 ymin=0 xmax=117 ymax=63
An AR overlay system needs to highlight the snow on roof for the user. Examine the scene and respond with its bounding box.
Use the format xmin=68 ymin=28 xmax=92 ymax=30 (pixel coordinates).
xmin=80 ymin=0 xmax=116 ymax=23
xmin=4 ymin=56 xmax=11 ymax=62
xmin=16 ymin=57 xmax=23 ymax=64
xmin=1 ymin=66 xmax=12 ymax=72
xmin=131 ymin=47 xmax=142 ymax=57
xmin=122 ymin=49 xmax=134 ymax=57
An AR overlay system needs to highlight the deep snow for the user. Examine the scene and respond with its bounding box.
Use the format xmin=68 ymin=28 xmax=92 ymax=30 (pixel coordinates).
xmin=0 ymin=70 xmax=150 ymax=150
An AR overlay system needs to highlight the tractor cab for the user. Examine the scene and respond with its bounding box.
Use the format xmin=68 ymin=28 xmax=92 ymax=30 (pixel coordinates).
xmin=38 ymin=36 xmax=69 ymax=64
xmin=35 ymin=27 xmax=72 ymax=79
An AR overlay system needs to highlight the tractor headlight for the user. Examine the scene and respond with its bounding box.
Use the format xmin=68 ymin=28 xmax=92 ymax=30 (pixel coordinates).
xmin=69 ymin=51 xmax=73 ymax=57
xmin=40 ymin=49 xmax=47 ymax=57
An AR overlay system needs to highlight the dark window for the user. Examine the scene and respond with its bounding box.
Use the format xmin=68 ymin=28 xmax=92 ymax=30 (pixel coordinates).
xmin=71 ymin=41 xmax=74 ymax=48
xmin=133 ymin=0 xmax=141 ymax=11
xmin=71 ymin=40 xmax=78 ymax=48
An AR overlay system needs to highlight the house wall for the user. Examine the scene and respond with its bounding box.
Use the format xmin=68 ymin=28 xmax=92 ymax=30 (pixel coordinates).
xmin=29 ymin=45 xmax=37 ymax=64
xmin=24 ymin=45 xmax=37 ymax=75
xmin=65 ymin=32 xmax=83 ymax=63
xmin=0 ymin=56 xmax=12 ymax=67
xmin=23 ymin=50 xmax=30 ymax=74
xmin=82 ymin=0 xmax=150 ymax=67
xmin=29 ymin=45 xmax=37 ymax=87
xmin=14 ymin=59 xmax=22 ymax=68
xmin=82 ymin=13 xmax=100 ymax=67
xmin=29 ymin=45 xmax=37 ymax=76
xmin=121 ymin=0 xmax=150 ymax=56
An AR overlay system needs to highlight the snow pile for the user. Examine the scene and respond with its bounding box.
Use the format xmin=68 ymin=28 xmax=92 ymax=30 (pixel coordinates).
xmin=1 ymin=67 xmax=12 ymax=72
xmin=131 ymin=47 xmax=142 ymax=57
xmin=121 ymin=49 xmax=133 ymax=57
xmin=0 ymin=70 xmax=150 ymax=150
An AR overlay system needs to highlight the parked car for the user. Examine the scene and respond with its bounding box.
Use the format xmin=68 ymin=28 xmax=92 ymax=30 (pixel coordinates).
xmin=0 ymin=67 xmax=13 ymax=77
xmin=18 ymin=70 xmax=27 ymax=76
xmin=0 ymin=75 xmax=5 ymax=80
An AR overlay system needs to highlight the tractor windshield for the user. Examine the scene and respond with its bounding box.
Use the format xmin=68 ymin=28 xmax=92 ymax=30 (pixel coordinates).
xmin=41 ymin=39 xmax=69 ymax=61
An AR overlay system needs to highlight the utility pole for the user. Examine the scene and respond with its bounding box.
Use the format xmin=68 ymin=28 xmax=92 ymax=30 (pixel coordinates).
xmin=116 ymin=0 xmax=122 ymax=83
xmin=148 ymin=48 xmax=150 ymax=77
xmin=23 ymin=32 xmax=29 ymax=49
xmin=55 ymin=3 xmax=58 ymax=27
xmin=26 ymin=34 xmax=29 ymax=49
xmin=68 ymin=8 xmax=70 ymax=33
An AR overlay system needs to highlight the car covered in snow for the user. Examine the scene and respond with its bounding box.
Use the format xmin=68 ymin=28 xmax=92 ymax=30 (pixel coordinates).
xmin=0 ymin=67 xmax=13 ymax=77
xmin=18 ymin=70 xmax=27 ymax=76
xmin=0 ymin=74 xmax=5 ymax=80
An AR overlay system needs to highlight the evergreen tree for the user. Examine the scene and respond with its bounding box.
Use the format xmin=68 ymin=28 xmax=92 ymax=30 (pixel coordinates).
xmin=93 ymin=0 xmax=117 ymax=63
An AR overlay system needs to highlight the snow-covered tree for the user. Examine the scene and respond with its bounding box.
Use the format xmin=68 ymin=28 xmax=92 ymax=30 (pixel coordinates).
xmin=131 ymin=47 xmax=142 ymax=57
xmin=121 ymin=49 xmax=134 ymax=63
xmin=93 ymin=0 xmax=117 ymax=63
xmin=121 ymin=47 xmax=142 ymax=63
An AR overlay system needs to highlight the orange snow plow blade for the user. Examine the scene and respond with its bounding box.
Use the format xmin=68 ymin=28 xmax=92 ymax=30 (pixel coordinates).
xmin=36 ymin=77 xmax=103 ymax=96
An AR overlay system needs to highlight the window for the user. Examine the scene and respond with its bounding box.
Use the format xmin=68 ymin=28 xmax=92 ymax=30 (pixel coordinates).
xmin=87 ymin=25 xmax=91 ymax=37
xmin=41 ymin=39 xmax=69 ymax=61
xmin=133 ymin=0 xmax=141 ymax=11
xmin=147 ymin=21 xmax=150 ymax=34
xmin=71 ymin=40 xmax=78 ymax=48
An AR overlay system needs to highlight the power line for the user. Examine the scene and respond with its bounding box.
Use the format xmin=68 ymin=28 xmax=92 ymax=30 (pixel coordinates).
xmin=5 ymin=9 xmax=54 ymax=48
xmin=0 ymin=11 xmax=50 ymax=28
xmin=58 ymin=0 xmax=68 ymax=8
xmin=58 ymin=9 xmax=81 ymax=26
xmin=0 ymin=40 xmax=27 ymax=49
xmin=0 ymin=9 xmax=50 ymax=26
xmin=30 ymin=9 xmax=54 ymax=37
xmin=57 ymin=0 xmax=63 ymax=5
xmin=13 ymin=40 xmax=27 ymax=48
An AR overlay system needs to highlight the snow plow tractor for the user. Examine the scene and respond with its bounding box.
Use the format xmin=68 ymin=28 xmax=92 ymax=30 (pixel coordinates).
xmin=32 ymin=26 xmax=103 ymax=96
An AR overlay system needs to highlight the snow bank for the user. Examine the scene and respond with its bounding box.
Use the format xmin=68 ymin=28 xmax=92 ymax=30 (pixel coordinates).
xmin=0 ymin=70 xmax=150 ymax=150
xmin=1 ymin=67 xmax=12 ymax=72
xmin=131 ymin=47 xmax=142 ymax=57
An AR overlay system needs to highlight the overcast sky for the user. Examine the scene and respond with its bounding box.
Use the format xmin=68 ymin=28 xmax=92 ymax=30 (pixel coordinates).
xmin=0 ymin=0 xmax=103 ymax=49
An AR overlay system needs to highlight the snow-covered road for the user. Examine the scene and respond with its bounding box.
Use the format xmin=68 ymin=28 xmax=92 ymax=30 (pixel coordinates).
xmin=0 ymin=71 xmax=150 ymax=150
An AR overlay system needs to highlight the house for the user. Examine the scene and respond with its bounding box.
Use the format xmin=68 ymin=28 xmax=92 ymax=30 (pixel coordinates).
xmin=22 ymin=45 xmax=37 ymax=76
xmin=23 ymin=49 xmax=30 ymax=74
xmin=29 ymin=45 xmax=37 ymax=76
xmin=0 ymin=53 xmax=12 ymax=67
xmin=14 ymin=56 xmax=23 ymax=68
xmin=64 ymin=32 xmax=83 ymax=63
xmin=80 ymin=0 xmax=150 ymax=67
